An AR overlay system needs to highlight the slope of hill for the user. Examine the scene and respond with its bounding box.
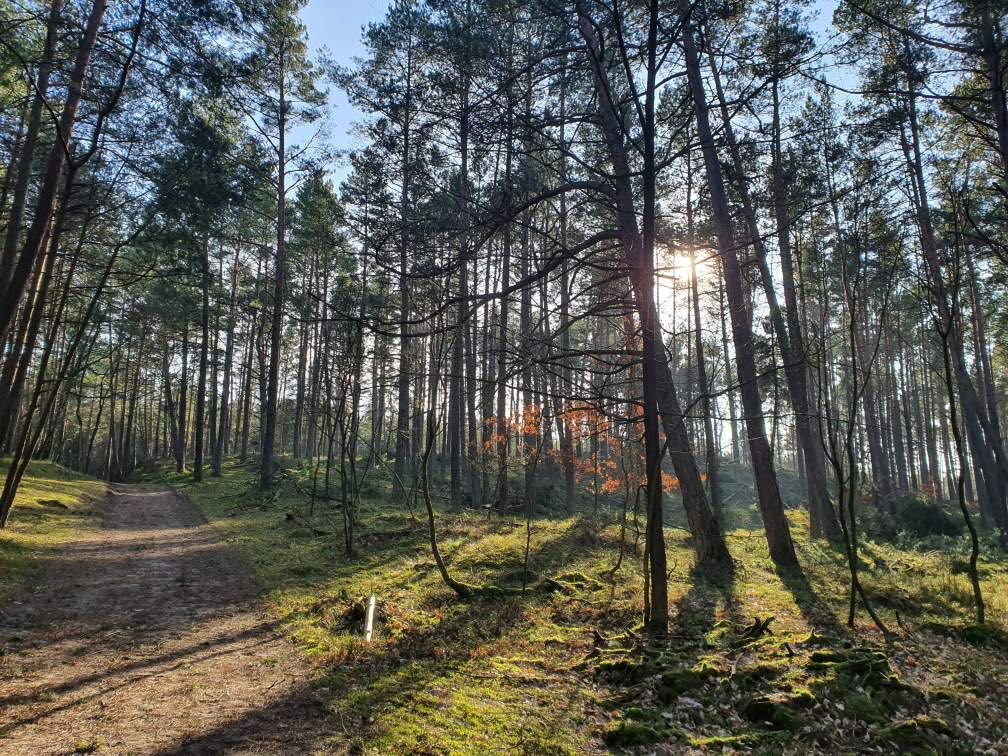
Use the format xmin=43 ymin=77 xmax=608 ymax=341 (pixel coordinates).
xmin=143 ymin=459 xmax=1008 ymax=754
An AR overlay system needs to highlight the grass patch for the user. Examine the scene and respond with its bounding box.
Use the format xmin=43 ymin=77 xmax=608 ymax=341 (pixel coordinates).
xmin=143 ymin=458 xmax=1008 ymax=753
xmin=0 ymin=459 xmax=104 ymax=604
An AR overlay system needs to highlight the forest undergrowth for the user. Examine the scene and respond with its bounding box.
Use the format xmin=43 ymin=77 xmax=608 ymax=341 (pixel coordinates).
xmin=133 ymin=458 xmax=1008 ymax=754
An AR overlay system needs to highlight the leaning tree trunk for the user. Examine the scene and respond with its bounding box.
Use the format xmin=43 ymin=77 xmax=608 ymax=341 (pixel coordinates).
xmin=0 ymin=0 xmax=107 ymax=342
xmin=578 ymin=6 xmax=730 ymax=578
xmin=679 ymin=1 xmax=797 ymax=566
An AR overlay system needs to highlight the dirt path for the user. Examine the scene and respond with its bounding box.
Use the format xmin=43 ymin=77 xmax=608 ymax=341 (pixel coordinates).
xmin=0 ymin=485 xmax=336 ymax=755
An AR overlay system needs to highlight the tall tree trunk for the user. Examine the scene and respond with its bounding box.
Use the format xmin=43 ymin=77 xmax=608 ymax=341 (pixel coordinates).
xmin=0 ymin=0 xmax=63 ymax=294
xmin=496 ymin=95 xmax=513 ymax=514
xmin=901 ymin=79 xmax=1008 ymax=527
xmin=214 ymin=246 xmax=240 ymax=474
xmin=193 ymin=236 xmax=210 ymax=482
xmin=706 ymin=41 xmax=838 ymax=541
xmin=261 ymin=45 xmax=288 ymax=490
xmin=178 ymin=325 xmax=189 ymax=472
xmin=578 ymin=6 xmax=730 ymax=580
xmin=392 ymin=33 xmax=415 ymax=499
xmin=0 ymin=0 xmax=107 ymax=341
xmin=679 ymin=2 xmax=797 ymax=566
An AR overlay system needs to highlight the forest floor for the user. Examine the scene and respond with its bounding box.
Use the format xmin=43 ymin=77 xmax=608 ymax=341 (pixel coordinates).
xmin=0 ymin=460 xmax=106 ymax=606
xmin=0 ymin=469 xmax=341 ymax=754
xmin=2 ymin=458 xmax=1008 ymax=754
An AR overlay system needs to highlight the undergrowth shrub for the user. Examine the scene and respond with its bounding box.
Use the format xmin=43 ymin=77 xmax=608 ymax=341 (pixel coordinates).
xmin=863 ymin=495 xmax=962 ymax=542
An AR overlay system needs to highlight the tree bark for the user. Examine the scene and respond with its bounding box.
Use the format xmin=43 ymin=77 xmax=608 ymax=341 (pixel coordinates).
xmin=679 ymin=2 xmax=797 ymax=566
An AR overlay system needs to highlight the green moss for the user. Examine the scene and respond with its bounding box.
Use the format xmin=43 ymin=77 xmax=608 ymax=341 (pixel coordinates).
xmin=72 ymin=739 xmax=105 ymax=754
xmin=551 ymin=570 xmax=603 ymax=590
xmin=702 ymin=620 xmax=733 ymax=648
xmin=656 ymin=662 xmax=720 ymax=702
xmin=879 ymin=717 xmax=954 ymax=748
xmin=595 ymin=656 xmax=651 ymax=684
xmin=736 ymin=660 xmax=788 ymax=688
xmin=846 ymin=692 xmax=886 ymax=723
xmin=690 ymin=731 xmax=792 ymax=749
xmin=787 ymin=687 xmax=816 ymax=708
xmin=0 ymin=459 xmax=103 ymax=604
xmin=808 ymin=646 xmax=899 ymax=689
xmin=927 ymin=686 xmax=958 ymax=703
xmin=604 ymin=708 xmax=684 ymax=749
xmin=742 ymin=695 xmax=805 ymax=730
xmin=604 ymin=720 xmax=666 ymax=748
xmin=808 ymin=648 xmax=846 ymax=665
xmin=133 ymin=457 xmax=1008 ymax=753
xmin=690 ymin=734 xmax=752 ymax=748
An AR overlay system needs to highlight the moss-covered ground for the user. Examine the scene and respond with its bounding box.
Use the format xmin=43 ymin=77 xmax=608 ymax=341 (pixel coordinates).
xmin=0 ymin=459 xmax=105 ymax=604
xmin=125 ymin=458 xmax=1008 ymax=752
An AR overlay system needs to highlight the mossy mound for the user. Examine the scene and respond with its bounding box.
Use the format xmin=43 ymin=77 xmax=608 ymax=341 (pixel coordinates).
xmin=741 ymin=691 xmax=814 ymax=731
xmin=549 ymin=571 xmax=604 ymax=591
xmin=656 ymin=661 xmax=721 ymax=702
xmin=811 ymin=646 xmax=926 ymax=721
xmin=808 ymin=646 xmax=898 ymax=688
xmin=689 ymin=732 xmax=790 ymax=749
xmin=603 ymin=720 xmax=666 ymax=748
xmin=594 ymin=656 xmax=651 ymax=685
xmin=735 ymin=660 xmax=788 ymax=689
xmin=845 ymin=691 xmax=887 ymax=723
xmin=879 ymin=716 xmax=954 ymax=748
xmin=702 ymin=620 xmax=733 ymax=648
xmin=604 ymin=707 xmax=684 ymax=748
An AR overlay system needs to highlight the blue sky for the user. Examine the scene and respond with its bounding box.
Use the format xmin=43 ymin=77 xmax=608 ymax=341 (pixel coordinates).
xmin=299 ymin=0 xmax=841 ymax=184
xmin=300 ymin=0 xmax=391 ymax=183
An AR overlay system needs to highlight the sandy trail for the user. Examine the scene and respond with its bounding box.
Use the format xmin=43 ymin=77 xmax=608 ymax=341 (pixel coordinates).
xmin=0 ymin=485 xmax=336 ymax=755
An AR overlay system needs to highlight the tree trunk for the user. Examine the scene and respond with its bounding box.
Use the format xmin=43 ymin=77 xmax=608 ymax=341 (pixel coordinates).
xmin=261 ymin=48 xmax=288 ymax=490
xmin=193 ymin=236 xmax=210 ymax=482
xmin=578 ymin=7 xmax=730 ymax=579
xmin=679 ymin=2 xmax=797 ymax=566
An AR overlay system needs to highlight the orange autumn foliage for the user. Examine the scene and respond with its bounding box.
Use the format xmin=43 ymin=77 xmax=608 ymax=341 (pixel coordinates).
xmin=473 ymin=403 xmax=690 ymax=496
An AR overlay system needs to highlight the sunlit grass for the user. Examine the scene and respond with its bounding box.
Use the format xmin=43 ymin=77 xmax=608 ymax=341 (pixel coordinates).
xmin=146 ymin=458 xmax=1008 ymax=753
xmin=5 ymin=454 xmax=1003 ymax=751
xmin=0 ymin=459 xmax=105 ymax=603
